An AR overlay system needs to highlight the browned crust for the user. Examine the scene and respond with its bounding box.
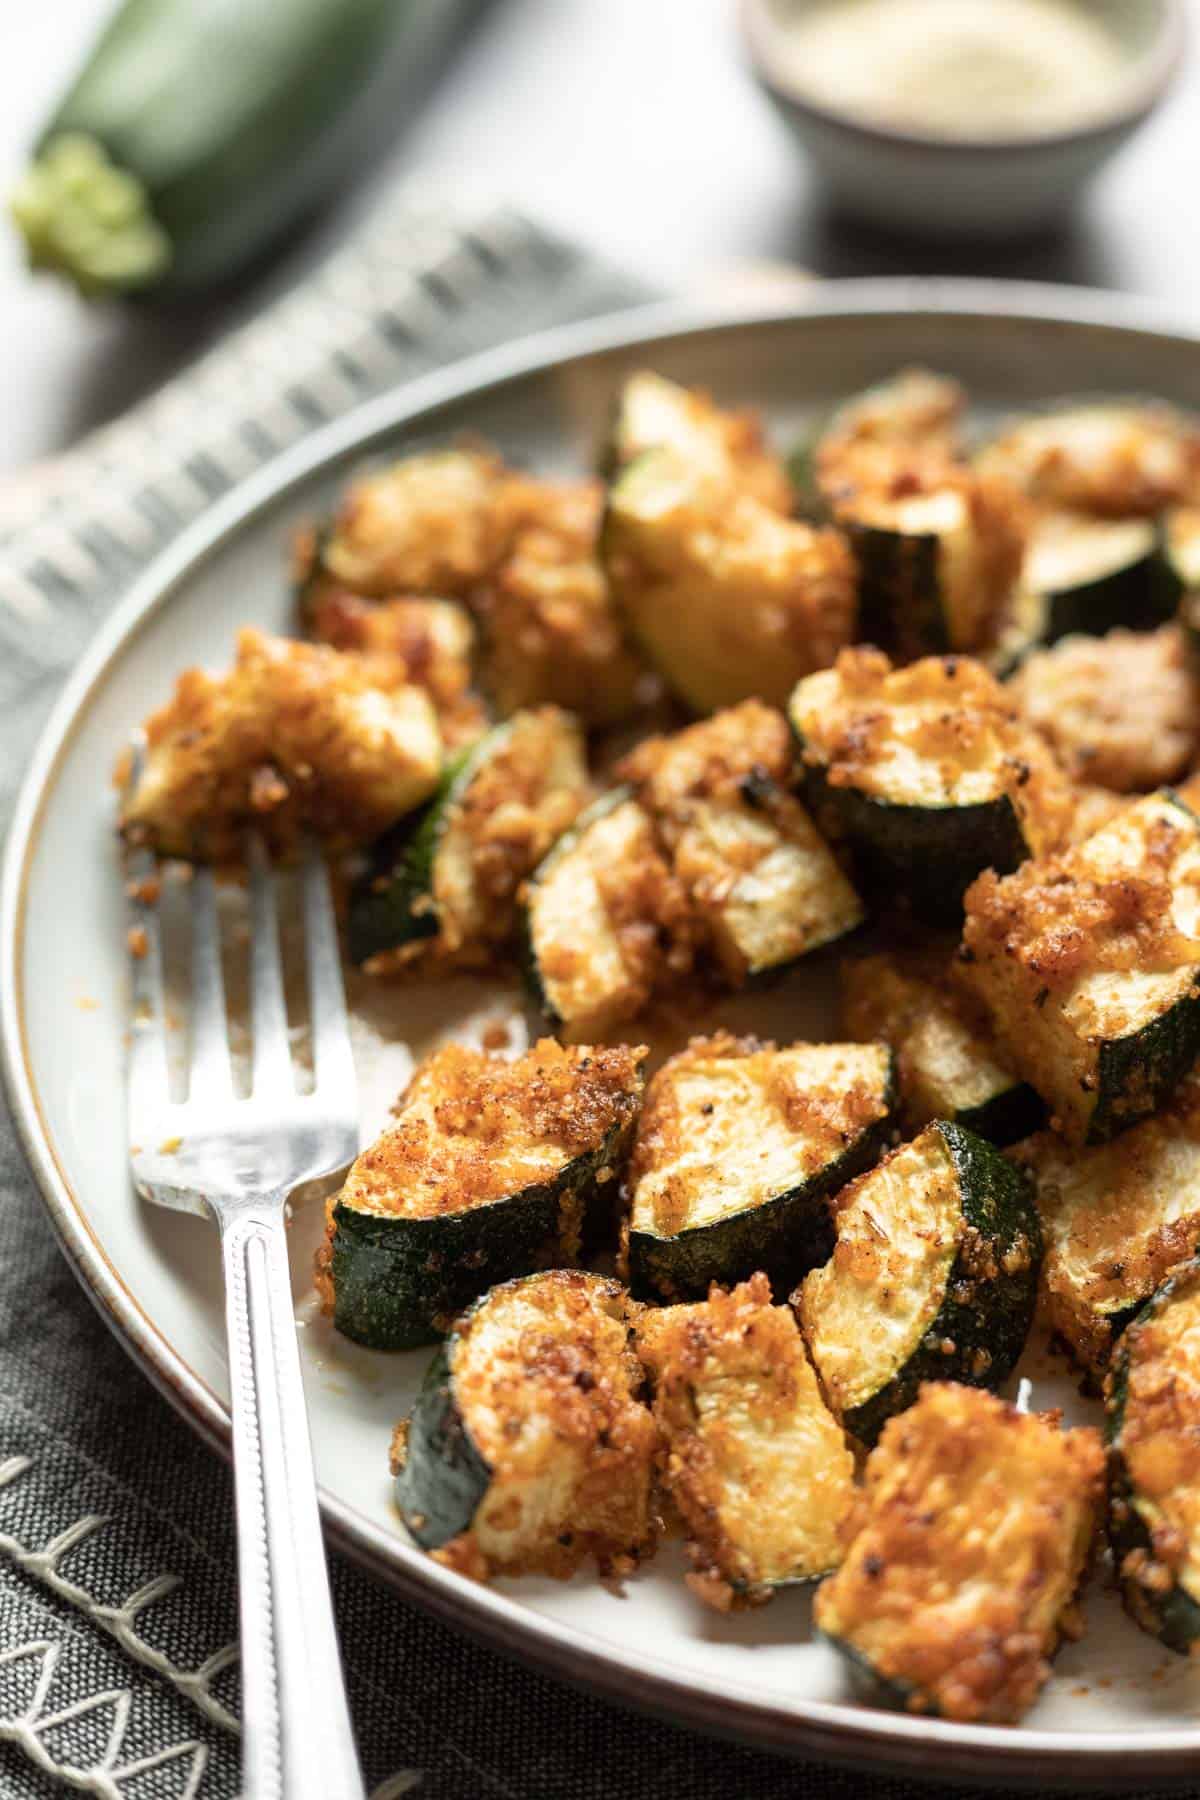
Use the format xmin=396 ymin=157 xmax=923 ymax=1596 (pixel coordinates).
xmin=119 ymin=626 xmax=441 ymax=859
xmin=1010 ymin=626 xmax=1199 ymax=795
xmin=437 ymin=1271 xmax=660 ymax=1581
xmin=635 ymin=1273 xmax=853 ymax=1607
xmin=814 ymin=1383 xmax=1105 ymax=1723
xmin=335 ymin=1038 xmax=645 ymax=1224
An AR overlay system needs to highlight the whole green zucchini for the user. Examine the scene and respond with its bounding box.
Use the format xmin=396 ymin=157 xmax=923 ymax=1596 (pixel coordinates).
xmin=11 ymin=0 xmax=477 ymax=299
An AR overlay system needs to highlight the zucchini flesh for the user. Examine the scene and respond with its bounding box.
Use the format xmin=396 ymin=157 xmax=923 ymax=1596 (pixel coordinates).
xmin=840 ymin=950 xmax=1045 ymax=1146
xmin=619 ymin=701 xmax=863 ymax=983
xmin=1029 ymin=1078 xmax=1200 ymax=1376
xmin=961 ymin=789 xmax=1200 ymax=1144
xmin=319 ymin=1040 xmax=644 ymax=1349
xmin=1106 ymin=1260 xmax=1200 ymax=1652
xmin=814 ymin=1383 xmax=1105 ymax=1724
xmin=602 ymin=448 xmax=857 ymax=713
xmin=14 ymin=0 xmax=474 ymax=298
xmin=521 ymin=788 xmax=689 ymax=1040
xmin=394 ymin=1271 xmax=657 ymax=1579
xmin=625 ymin=1036 xmax=896 ymax=1301
xmin=635 ymin=1273 xmax=855 ymax=1604
xmin=347 ymin=707 xmax=588 ymax=967
xmin=789 ymin=649 xmax=1072 ymax=923
xmin=1018 ymin=511 xmax=1169 ymax=643
xmin=604 ymin=370 xmax=792 ymax=513
xmin=798 ymin=1121 xmax=1041 ymax=1446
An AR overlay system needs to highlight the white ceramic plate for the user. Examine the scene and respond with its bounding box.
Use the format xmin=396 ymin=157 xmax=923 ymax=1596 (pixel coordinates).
xmin=7 ymin=283 xmax=1200 ymax=1788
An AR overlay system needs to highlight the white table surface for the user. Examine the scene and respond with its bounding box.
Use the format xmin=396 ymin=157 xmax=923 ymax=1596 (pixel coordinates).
xmin=2 ymin=0 xmax=1198 ymax=475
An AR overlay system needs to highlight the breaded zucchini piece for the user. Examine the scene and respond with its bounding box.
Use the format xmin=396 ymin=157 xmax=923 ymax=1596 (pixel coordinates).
xmin=840 ymin=950 xmax=1045 ymax=1145
xmin=119 ymin=626 xmax=442 ymax=860
xmin=976 ymin=401 xmax=1200 ymax=518
xmin=817 ymin=448 xmax=1026 ymax=661
xmin=624 ymin=1032 xmax=896 ymax=1301
xmin=1013 ymin=509 xmax=1174 ymax=646
xmin=961 ymin=789 xmax=1200 ymax=1143
xmin=816 ymin=368 xmax=968 ymax=467
xmin=1027 ymin=1072 xmax=1200 ymax=1375
xmin=635 ymin=1273 xmax=855 ymax=1608
xmin=521 ymin=789 xmax=696 ymax=1040
xmin=320 ymin=447 xmax=512 ymax=597
xmin=316 ymin=1039 xmax=644 ymax=1349
xmin=299 ymin=579 xmax=485 ymax=748
xmin=347 ymin=706 xmax=589 ymax=968
xmin=603 ymin=449 xmax=857 ymax=713
xmin=798 ymin=1122 xmax=1041 ymax=1445
xmin=605 ymin=370 xmax=793 ymax=513
xmin=1010 ymin=625 xmax=1198 ymax=793
xmin=618 ymin=701 xmax=864 ymax=983
xmin=815 ymin=1383 xmax=1105 ymax=1722
xmin=1106 ymin=1258 xmax=1200 ymax=1652
xmin=471 ymin=476 xmax=645 ymax=726
xmin=790 ymin=648 xmax=1074 ymax=922
xmin=393 ymin=1270 xmax=657 ymax=1581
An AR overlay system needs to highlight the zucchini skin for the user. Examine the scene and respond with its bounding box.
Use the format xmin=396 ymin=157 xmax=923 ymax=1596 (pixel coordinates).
xmin=1106 ymin=1265 xmax=1200 ymax=1653
xmin=818 ymin=1632 xmax=925 ymax=1715
xmin=952 ymin=1079 xmax=1047 ymax=1149
xmin=347 ymin=729 xmax=496 ymax=967
xmin=25 ymin=0 xmax=475 ymax=297
xmin=841 ymin=1122 xmax=1041 ymax=1448
xmin=396 ymin=1341 xmax=492 ymax=1549
xmin=1089 ymin=984 xmax=1200 ymax=1146
xmin=626 ymin=1067 xmax=896 ymax=1303
xmin=1035 ymin=549 xmax=1173 ymax=645
xmin=330 ymin=1130 xmax=625 ymax=1350
xmin=846 ymin=521 xmax=951 ymax=663
xmin=796 ymin=756 xmax=1031 ymax=925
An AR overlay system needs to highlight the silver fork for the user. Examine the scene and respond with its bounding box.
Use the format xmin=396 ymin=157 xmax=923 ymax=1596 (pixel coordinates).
xmin=125 ymin=800 xmax=365 ymax=1800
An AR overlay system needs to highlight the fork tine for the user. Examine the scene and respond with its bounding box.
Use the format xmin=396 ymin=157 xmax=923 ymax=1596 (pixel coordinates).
xmin=188 ymin=866 xmax=234 ymax=1102
xmin=126 ymin=844 xmax=171 ymax=1116
xmin=247 ymin=834 xmax=293 ymax=1097
xmin=300 ymin=840 xmax=355 ymax=1094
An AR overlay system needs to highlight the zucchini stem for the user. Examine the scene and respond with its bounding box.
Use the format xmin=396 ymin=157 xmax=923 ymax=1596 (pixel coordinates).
xmin=10 ymin=133 xmax=171 ymax=299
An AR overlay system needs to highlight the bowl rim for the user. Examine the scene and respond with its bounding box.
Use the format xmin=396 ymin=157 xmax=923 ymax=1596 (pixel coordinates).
xmin=740 ymin=0 xmax=1187 ymax=155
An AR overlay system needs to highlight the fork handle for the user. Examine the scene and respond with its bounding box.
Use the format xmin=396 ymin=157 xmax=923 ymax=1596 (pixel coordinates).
xmin=221 ymin=1203 xmax=366 ymax=1800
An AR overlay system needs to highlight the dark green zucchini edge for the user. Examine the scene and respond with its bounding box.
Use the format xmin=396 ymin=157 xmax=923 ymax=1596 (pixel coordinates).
xmin=626 ymin=1056 xmax=897 ymax=1302
xmin=395 ymin=1336 xmax=492 ymax=1548
xmin=795 ymin=757 xmax=1031 ymax=926
xmin=1088 ymin=979 xmax=1200 ymax=1146
xmin=1106 ymin=1262 xmax=1200 ymax=1653
xmin=951 ymin=1077 xmax=1047 ymax=1150
xmin=347 ymin=726 xmax=504 ymax=966
xmin=844 ymin=520 xmax=953 ymax=663
xmin=841 ymin=1122 xmax=1041 ymax=1448
xmin=816 ymin=1630 xmax=925 ymax=1715
xmin=330 ymin=1120 xmax=629 ymax=1350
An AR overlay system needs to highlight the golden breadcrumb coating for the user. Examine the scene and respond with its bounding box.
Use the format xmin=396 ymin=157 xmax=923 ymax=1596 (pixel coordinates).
xmin=120 ymin=627 xmax=442 ymax=859
xmin=635 ymin=1273 xmax=855 ymax=1608
xmin=1011 ymin=626 xmax=1199 ymax=794
xmin=814 ymin=1383 xmax=1103 ymax=1723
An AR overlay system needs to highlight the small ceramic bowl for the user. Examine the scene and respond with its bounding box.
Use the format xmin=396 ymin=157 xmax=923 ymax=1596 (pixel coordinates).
xmin=742 ymin=0 xmax=1186 ymax=238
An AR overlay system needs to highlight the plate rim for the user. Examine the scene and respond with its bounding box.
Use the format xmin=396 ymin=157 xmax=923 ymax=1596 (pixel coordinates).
xmin=7 ymin=278 xmax=1200 ymax=1787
